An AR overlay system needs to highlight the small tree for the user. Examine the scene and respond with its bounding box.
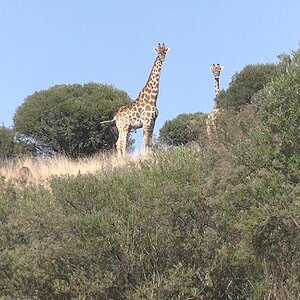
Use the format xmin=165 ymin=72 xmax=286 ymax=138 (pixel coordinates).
xmin=159 ymin=112 xmax=207 ymax=146
xmin=13 ymin=83 xmax=132 ymax=158
xmin=218 ymin=64 xmax=278 ymax=109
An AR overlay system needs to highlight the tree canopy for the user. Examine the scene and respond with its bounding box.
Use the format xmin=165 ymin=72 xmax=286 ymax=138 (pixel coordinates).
xmin=13 ymin=83 xmax=131 ymax=158
xmin=159 ymin=112 xmax=207 ymax=146
xmin=217 ymin=63 xmax=278 ymax=109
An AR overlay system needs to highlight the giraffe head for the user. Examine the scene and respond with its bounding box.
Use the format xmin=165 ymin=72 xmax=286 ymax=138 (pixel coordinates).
xmin=209 ymin=63 xmax=223 ymax=79
xmin=154 ymin=43 xmax=169 ymax=62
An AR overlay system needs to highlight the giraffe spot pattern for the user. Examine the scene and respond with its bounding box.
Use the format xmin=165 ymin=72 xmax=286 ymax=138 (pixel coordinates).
xmin=108 ymin=43 xmax=169 ymax=156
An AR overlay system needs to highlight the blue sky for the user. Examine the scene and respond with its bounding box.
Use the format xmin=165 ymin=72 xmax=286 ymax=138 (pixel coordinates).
xmin=1 ymin=1 xmax=299 ymax=149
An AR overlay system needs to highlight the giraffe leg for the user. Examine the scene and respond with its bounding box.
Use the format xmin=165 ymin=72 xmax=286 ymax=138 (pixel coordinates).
xmin=142 ymin=133 xmax=150 ymax=155
xmin=116 ymin=129 xmax=129 ymax=157
xmin=116 ymin=139 xmax=122 ymax=157
xmin=142 ymin=128 xmax=149 ymax=156
xmin=122 ymin=130 xmax=129 ymax=157
xmin=142 ymin=121 xmax=155 ymax=156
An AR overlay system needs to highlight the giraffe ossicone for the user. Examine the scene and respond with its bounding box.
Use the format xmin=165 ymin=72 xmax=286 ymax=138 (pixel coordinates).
xmin=100 ymin=43 xmax=169 ymax=157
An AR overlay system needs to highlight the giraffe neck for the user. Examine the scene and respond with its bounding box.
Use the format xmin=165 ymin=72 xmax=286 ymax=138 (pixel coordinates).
xmin=214 ymin=77 xmax=220 ymax=97
xmin=138 ymin=56 xmax=163 ymax=105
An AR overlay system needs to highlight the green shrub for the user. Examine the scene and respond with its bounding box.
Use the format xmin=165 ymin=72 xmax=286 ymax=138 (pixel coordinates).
xmin=159 ymin=112 xmax=207 ymax=146
xmin=218 ymin=64 xmax=278 ymax=109
xmin=0 ymin=126 xmax=32 ymax=159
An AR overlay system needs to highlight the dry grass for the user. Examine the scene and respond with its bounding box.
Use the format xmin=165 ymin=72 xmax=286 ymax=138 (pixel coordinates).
xmin=0 ymin=153 xmax=138 ymax=185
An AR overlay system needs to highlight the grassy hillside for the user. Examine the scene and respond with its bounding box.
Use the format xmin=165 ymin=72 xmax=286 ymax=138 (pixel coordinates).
xmin=0 ymin=144 xmax=299 ymax=299
xmin=0 ymin=153 xmax=129 ymax=184
xmin=0 ymin=51 xmax=299 ymax=299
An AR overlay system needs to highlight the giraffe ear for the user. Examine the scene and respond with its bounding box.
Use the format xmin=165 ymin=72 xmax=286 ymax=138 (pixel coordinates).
xmin=153 ymin=48 xmax=158 ymax=53
xmin=166 ymin=47 xmax=170 ymax=53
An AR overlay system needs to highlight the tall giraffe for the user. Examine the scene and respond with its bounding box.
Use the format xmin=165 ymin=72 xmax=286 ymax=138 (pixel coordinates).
xmin=101 ymin=43 xmax=169 ymax=157
xmin=206 ymin=63 xmax=223 ymax=137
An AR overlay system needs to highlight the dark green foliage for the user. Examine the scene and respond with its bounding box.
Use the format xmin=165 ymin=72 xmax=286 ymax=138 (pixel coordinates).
xmin=236 ymin=49 xmax=300 ymax=182
xmin=217 ymin=64 xmax=278 ymax=109
xmin=159 ymin=112 xmax=207 ymax=146
xmin=0 ymin=127 xmax=17 ymax=159
xmin=0 ymin=126 xmax=31 ymax=159
xmin=13 ymin=83 xmax=132 ymax=158
xmin=211 ymin=104 xmax=258 ymax=145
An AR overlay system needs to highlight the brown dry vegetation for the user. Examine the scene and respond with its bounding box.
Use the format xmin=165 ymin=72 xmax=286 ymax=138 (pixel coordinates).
xmin=0 ymin=153 xmax=137 ymax=185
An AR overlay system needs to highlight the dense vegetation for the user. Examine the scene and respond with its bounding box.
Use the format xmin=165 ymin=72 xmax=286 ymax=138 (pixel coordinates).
xmin=0 ymin=49 xmax=299 ymax=299
xmin=217 ymin=63 xmax=278 ymax=109
xmin=13 ymin=83 xmax=132 ymax=158
xmin=0 ymin=126 xmax=25 ymax=159
xmin=159 ymin=112 xmax=207 ymax=146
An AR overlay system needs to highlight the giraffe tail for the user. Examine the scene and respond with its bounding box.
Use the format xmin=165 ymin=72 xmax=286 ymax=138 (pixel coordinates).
xmin=100 ymin=118 xmax=116 ymax=124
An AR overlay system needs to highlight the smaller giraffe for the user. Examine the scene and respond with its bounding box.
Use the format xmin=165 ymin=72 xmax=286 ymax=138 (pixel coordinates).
xmin=206 ymin=63 xmax=223 ymax=137
xmin=101 ymin=43 xmax=169 ymax=157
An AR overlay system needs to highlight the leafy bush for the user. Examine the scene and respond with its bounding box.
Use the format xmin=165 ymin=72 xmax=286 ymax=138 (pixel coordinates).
xmin=218 ymin=64 xmax=278 ymax=109
xmin=159 ymin=112 xmax=207 ymax=146
xmin=210 ymin=104 xmax=257 ymax=145
xmin=0 ymin=126 xmax=31 ymax=159
xmin=236 ymin=49 xmax=300 ymax=182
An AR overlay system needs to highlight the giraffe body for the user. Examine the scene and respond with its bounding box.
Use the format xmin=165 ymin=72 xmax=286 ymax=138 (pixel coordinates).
xmin=101 ymin=43 xmax=169 ymax=157
xmin=206 ymin=64 xmax=223 ymax=137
